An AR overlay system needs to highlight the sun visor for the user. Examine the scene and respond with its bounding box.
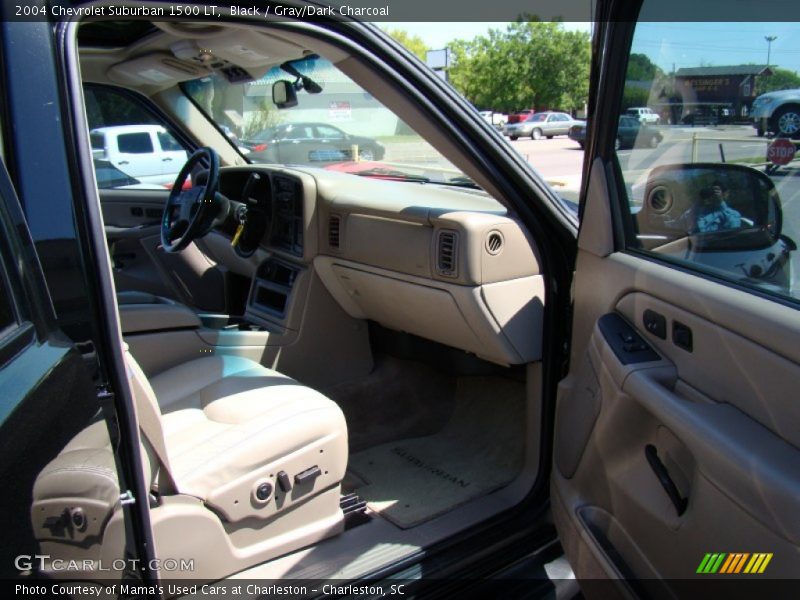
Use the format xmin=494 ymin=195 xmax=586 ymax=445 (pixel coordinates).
xmin=108 ymin=52 xmax=211 ymax=87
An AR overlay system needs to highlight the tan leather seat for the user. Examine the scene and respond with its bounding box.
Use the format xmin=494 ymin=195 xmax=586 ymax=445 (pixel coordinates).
xmin=32 ymin=350 xmax=348 ymax=578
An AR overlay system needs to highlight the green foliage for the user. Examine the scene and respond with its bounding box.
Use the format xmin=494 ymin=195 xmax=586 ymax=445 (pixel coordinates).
xmin=385 ymin=29 xmax=430 ymax=61
xmin=447 ymin=21 xmax=591 ymax=113
xmin=626 ymin=53 xmax=664 ymax=82
xmin=757 ymin=68 xmax=800 ymax=94
xmin=621 ymin=85 xmax=650 ymax=110
xmin=242 ymin=101 xmax=282 ymax=139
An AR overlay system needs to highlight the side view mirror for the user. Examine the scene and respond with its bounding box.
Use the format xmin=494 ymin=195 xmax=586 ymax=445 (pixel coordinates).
xmin=639 ymin=163 xmax=784 ymax=252
xmin=272 ymin=80 xmax=298 ymax=109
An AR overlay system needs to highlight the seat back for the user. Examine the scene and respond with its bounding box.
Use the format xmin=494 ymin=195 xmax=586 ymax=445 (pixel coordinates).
xmin=124 ymin=348 xmax=178 ymax=495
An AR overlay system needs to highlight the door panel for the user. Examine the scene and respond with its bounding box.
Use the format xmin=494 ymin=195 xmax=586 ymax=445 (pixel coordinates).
xmin=554 ymin=224 xmax=800 ymax=585
xmin=555 ymin=3 xmax=800 ymax=585
xmin=100 ymin=189 xmax=229 ymax=310
xmin=100 ymin=188 xmax=167 ymax=228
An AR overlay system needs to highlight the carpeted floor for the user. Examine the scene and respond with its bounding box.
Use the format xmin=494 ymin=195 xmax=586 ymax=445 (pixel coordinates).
xmin=323 ymin=356 xmax=457 ymax=452
xmin=346 ymin=375 xmax=526 ymax=528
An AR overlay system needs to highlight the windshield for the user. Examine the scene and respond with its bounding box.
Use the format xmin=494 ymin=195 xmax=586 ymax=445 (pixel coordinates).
xmin=183 ymin=56 xmax=477 ymax=188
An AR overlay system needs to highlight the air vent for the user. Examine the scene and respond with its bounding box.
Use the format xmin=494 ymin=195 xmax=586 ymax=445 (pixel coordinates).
xmin=648 ymin=185 xmax=673 ymax=214
xmin=328 ymin=214 xmax=342 ymax=249
xmin=485 ymin=231 xmax=504 ymax=255
xmin=436 ymin=230 xmax=458 ymax=277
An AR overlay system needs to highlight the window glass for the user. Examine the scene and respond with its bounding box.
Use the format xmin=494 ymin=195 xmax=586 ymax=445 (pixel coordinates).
xmin=183 ymin=56 xmax=471 ymax=185
xmin=117 ymin=132 xmax=154 ymax=154
xmin=616 ymin=16 xmax=799 ymax=302
xmin=157 ymin=131 xmax=184 ymax=152
xmin=90 ymin=132 xmax=104 ymax=152
xmin=315 ymin=125 xmax=345 ymax=139
xmin=285 ymin=125 xmax=314 ymax=140
xmin=0 ymin=270 xmax=15 ymax=339
xmin=84 ymin=86 xmax=188 ymax=188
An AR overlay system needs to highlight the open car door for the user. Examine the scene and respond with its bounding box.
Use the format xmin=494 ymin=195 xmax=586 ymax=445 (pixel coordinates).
xmin=553 ymin=1 xmax=800 ymax=594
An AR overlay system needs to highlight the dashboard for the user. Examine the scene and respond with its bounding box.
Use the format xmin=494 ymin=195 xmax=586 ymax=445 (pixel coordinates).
xmin=212 ymin=165 xmax=546 ymax=366
xmin=218 ymin=169 xmax=305 ymax=259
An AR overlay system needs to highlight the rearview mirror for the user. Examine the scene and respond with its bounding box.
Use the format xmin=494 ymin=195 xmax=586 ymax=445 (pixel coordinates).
xmin=639 ymin=163 xmax=783 ymax=252
xmin=272 ymin=80 xmax=297 ymax=109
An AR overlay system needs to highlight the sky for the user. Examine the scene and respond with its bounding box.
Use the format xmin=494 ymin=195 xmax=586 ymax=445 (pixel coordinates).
xmin=390 ymin=21 xmax=800 ymax=75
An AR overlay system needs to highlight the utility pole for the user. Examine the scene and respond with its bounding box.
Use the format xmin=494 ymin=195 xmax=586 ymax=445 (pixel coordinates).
xmin=765 ymin=35 xmax=777 ymax=67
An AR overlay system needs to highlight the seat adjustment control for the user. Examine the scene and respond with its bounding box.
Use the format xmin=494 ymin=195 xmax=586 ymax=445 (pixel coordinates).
xmin=277 ymin=471 xmax=292 ymax=493
xmin=255 ymin=481 xmax=273 ymax=501
xmin=295 ymin=466 xmax=322 ymax=486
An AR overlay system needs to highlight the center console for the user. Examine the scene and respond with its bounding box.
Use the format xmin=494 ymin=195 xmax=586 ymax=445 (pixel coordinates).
xmin=246 ymin=257 xmax=303 ymax=327
xmin=269 ymin=175 xmax=304 ymax=257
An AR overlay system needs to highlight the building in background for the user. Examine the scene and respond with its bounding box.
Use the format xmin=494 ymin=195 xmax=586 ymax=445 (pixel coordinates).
xmin=672 ymin=65 xmax=773 ymax=123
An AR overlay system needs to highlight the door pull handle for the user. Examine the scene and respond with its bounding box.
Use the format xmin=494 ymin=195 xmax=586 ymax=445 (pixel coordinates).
xmin=645 ymin=444 xmax=688 ymax=516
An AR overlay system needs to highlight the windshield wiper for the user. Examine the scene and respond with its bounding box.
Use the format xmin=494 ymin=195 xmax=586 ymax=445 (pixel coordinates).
xmin=441 ymin=175 xmax=480 ymax=189
xmin=352 ymin=167 xmax=480 ymax=189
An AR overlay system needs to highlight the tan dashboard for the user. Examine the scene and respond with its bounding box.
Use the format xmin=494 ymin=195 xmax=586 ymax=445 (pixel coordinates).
xmin=308 ymin=170 xmax=546 ymax=366
xmin=216 ymin=166 xmax=546 ymax=366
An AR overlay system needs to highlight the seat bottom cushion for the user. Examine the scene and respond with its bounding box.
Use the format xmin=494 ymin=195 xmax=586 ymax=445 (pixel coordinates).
xmin=148 ymin=355 xmax=348 ymax=517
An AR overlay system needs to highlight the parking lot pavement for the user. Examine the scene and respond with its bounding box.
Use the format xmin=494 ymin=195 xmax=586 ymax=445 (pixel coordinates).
xmin=509 ymin=137 xmax=585 ymax=180
xmin=385 ymin=125 xmax=782 ymax=202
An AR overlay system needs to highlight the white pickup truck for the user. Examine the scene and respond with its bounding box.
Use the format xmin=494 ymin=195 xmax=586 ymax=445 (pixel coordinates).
xmin=479 ymin=110 xmax=508 ymax=130
xmin=90 ymin=124 xmax=188 ymax=185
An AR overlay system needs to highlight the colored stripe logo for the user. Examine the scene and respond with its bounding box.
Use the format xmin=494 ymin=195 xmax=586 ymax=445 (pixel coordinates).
xmin=697 ymin=553 xmax=773 ymax=574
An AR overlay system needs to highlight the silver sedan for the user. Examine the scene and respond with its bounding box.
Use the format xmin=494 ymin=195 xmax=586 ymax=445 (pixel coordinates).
xmin=505 ymin=111 xmax=585 ymax=140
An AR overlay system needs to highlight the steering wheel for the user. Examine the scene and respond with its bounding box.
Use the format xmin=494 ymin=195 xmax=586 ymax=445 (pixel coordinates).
xmin=161 ymin=147 xmax=227 ymax=252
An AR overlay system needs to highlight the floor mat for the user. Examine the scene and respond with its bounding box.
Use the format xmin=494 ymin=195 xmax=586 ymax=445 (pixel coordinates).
xmin=347 ymin=376 xmax=525 ymax=528
xmin=324 ymin=356 xmax=456 ymax=453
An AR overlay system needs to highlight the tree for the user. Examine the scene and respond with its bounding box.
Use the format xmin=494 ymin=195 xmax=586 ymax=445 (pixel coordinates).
xmin=447 ymin=21 xmax=591 ymax=113
xmin=621 ymin=84 xmax=650 ymax=110
xmin=757 ymin=67 xmax=800 ymax=94
xmin=626 ymin=53 xmax=664 ymax=82
xmin=385 ymin=29 xmax=429 ymax=61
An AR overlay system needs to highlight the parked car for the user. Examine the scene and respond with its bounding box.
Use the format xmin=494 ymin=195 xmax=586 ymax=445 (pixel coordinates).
xmin=569 ymin=116 xmax=663 ymax=149
xmin=240 ymin=122 xmax=385 ymax=164
xmin=506 ymin=108 xmax=536 ymax=124
xmin=751 ymin=88 xmax=800 ymax=137
xmin=479 ymin=110 xmax=508 ymax=129
xmin=625 ymin=106 xmax=661 ymax=125
xmin=90 ymin=124 xmax=188 ymax=185
xmin=506 ymin=111 xmax=585 ymax=140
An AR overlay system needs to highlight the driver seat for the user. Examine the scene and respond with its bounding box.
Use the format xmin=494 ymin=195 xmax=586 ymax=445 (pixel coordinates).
xmin=31 ymin=346 xmax=348 ymax=580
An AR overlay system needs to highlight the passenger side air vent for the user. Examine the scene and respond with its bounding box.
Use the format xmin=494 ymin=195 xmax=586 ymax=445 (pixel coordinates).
xmin=485 ymin=230 xmax=504 ymax=255
xmin=328 ymin=214 xmax=342 ymax=249
xmin=436 ymin=229 xmax=458 ymax=277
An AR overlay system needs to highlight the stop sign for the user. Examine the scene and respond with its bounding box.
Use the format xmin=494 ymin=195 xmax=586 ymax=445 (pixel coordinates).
xmin=767 ymin=138 xmax=796 ymax=166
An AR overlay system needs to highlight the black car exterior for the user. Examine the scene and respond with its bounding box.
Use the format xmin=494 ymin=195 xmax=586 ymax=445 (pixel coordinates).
xmin=569 ymin=115 xmax=662 ymax=150
xmin=240 ymin=122 xmax=386 ymax=164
